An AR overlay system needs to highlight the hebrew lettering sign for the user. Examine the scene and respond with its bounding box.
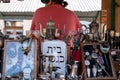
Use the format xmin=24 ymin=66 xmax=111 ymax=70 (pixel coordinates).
xmin=41 ymin=40 xmax=67 ymax=77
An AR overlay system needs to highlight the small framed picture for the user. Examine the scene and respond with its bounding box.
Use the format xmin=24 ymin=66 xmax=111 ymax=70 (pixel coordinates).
xmin=2 ymin=40 xmax=38 ymax=80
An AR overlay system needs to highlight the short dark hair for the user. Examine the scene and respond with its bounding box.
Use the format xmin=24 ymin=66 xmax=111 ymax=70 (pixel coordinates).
xmin=41 ymin=0 xmax=49 ymax=4
xmin=41 ymin=0 xmax=68 ymax=7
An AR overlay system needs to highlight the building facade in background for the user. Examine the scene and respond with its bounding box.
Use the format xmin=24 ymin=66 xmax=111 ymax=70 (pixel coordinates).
xmin=0 ymin=0 xmax=101 ymax=36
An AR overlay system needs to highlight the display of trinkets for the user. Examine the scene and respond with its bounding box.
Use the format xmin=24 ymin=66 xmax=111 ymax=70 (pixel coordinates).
xmin=1 ymin=18 xmax=119 ymax=80
xmin=81 ymin=43 xmax=117 ymax=80
xmin=106 ymin=29 xmax=120 ymax=50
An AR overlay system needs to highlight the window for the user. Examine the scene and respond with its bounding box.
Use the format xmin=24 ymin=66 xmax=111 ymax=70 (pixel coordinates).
xmin=4 ymin=19 xmax=23 ymax=36
xmin=5 ymin=21 xmax=23 ymax=27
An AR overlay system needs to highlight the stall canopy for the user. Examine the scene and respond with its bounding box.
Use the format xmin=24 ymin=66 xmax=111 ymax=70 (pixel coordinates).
xmin=0 ymin=0 xmax=101 ymax=21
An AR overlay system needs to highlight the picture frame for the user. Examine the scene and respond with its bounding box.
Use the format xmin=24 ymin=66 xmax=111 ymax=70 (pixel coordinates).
xmin=2 ymin=40 xmax=38 ymax=80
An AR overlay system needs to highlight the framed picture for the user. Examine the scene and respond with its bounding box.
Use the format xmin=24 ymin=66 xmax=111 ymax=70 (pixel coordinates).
xmin=81 ymin=43 xmax=117 ymax=80
xmin=2 ymin=40 xmax=38 ymax=80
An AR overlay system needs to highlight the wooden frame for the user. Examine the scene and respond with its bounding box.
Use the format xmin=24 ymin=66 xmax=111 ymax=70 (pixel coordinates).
xmin=4 ymin=27 xmax=23 ymax=35
xmin=2 ymin=40 xmax=37 ymax=80
xmin=81 ymin=43 xmax=117 ymax=80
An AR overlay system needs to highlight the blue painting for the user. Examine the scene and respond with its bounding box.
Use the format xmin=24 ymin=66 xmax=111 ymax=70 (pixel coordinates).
xmin=3 ymin=40 xmax=36 ymax=78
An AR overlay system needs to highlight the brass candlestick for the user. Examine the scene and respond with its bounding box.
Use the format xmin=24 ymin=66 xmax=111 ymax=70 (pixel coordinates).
xmin=39 ymin=55 xmax=51 ymax=80
xmin=48 ymin=55 xmax=54 ymax=75
xmin=40 ymin=54 xmax=46 ymax=73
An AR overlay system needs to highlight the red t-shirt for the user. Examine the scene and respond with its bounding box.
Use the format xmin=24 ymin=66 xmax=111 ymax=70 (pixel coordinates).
xmin=31 ymin=4 xmax=81 ymax=61
xmin=31 ymin=4 xmax=81 ymax=36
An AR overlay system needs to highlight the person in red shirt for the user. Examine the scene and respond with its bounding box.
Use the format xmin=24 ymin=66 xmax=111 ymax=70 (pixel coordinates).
xmin=30 ymin=0 xmax=81 ymax=61
xmin=31 ymin=0 xmax=81 ymax=36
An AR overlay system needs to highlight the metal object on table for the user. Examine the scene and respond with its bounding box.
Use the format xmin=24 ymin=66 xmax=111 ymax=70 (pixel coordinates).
xmin=97 ymin=68 xmax=103 ymax=77
xmin=91 ymin=51 xmax=98 ymax=59
xmin=46 ymin=18 xmax=56 ymax=40
xmin=86 ymin=66 xmax=91 ymax=78
xmin=85 ymin=60 xmax=90 ymax=78
xmin=48 ymin=55 xmax=54 ymax=76
xmin=23 ymin=67 xmax=32 ymax=80
xmin=96 ymin=59 xmax=110 ymax=77
xmin=99 ymin=41 xmax=110 ymax=70
xmin=39 ymin=18 xmax=60 ymax=40
xmin=89 ymin=20 xmax=100 ymax=42
xmin=21 ymin=40 xmax=29 ymax=52
xmin=67 ymin=61 xmax=79 ymax=80
xmin=53 ymin=73 xmax=65 ymax=80
xmin=40 ymin=55 xmax=47 ymax=73
xmin=100 ymin=41 xmax=110 ymax=54
xmin=39 ymin=55 xmax=51 ymax=80
xmin=85 ymin=51 xmax=90 ymax=56
xmin=91 ymin=49 xmax=111 ymax=77
xmin=109 ymin=29 xmax=115 ymax=49
xmin=92 ymin=65 xmax=97 ymax=77
xmin=19 ymin=34 xmax=34 ymax=55
xmin=39 ymin=72 xmax=50 ymax=80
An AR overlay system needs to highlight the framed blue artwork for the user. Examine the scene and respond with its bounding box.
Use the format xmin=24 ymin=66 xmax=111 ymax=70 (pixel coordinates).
xmin=2 ymin=40 xmax=38 ymax=80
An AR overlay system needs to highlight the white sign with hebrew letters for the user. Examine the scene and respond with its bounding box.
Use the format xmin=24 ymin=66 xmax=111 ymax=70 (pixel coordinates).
xmin=41 ymin=40 xmax=67 ymax=77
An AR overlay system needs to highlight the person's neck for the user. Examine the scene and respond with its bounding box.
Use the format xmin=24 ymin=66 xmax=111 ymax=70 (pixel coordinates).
xmin=45 ymin=2 xmax=55 ymax=6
